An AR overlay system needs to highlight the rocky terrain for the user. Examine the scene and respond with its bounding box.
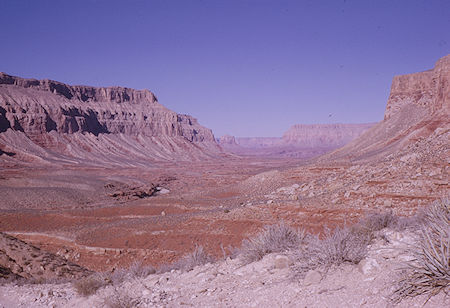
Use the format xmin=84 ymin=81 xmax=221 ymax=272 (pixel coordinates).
xmin=218 ymin=123 xmax=374 ymax=158
xmin=0 ymin=73 xmax=222 ymax=165
xmin=0 ymin=55 xmax=449 ymax=307
xmin=0 ymin=232 xmax=90 ymax=281
xmin=0 ymin=225 xmax=448 ymax=308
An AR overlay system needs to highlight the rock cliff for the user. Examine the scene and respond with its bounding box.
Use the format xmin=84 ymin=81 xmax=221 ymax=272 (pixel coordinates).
xmin=0 ymin=73 xmax=220 ymax=165
xmin=218 ymin=124 xmax=374 ymax=158
xmin=282 ymin=123 xmax=375 ymax=147
xmin=321 ymin=54 xmax=450 ymax=162
xmin=385 ymin=54 xmax=449 ymax=120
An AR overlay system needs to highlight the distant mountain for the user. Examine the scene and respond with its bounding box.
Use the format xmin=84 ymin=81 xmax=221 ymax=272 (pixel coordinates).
xmin=218 ymin=123 xmax=374 ymax=158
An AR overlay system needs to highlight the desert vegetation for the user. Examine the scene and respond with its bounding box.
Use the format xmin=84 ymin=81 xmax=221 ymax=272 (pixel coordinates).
xmin=237 ymin=200 xmax=449 ymax=304
xmin=64 ymin=199 xmax=448 ymax=305
xmin=392 ymin=199 xmax=449 ymax=304
xmin=239 ymin=222 xmax=306 ymax=264
xmin=2 ymin=199 xmax=448 ymax=307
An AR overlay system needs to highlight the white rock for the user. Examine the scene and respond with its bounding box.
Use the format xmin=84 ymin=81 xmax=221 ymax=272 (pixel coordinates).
xmin=303 ymin=270 xmax=322 ymax=286
xmin=274 ymin=255 xmax=289 ymax=269
xmin=358 ymin=258 xmax=380 ymax=276
xmin=142 ymin=289 xmax=151 ymax=296
xmin=158 ymin=188 xmax=170 ymax=194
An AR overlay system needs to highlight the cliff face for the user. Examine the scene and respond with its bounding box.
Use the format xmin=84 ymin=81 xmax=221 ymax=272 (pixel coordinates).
xmin=0 ymin=73 xmax=215 ymax=141
xmin=321 ymin=54 xmax=450 ymax=162
xmin=282 ymin=123 xmax=374 ymax=148
xmin=218 ymin=124 xmax=373 ymax=158
xmin=0 ymin=73 xmax=219 ymax=165
xmin=385 ymin=55 xmax=450 ymax=120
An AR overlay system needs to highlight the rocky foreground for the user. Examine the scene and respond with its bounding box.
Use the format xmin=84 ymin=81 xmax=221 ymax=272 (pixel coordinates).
xmin=0 ymin=224 xmax=448 ymax=308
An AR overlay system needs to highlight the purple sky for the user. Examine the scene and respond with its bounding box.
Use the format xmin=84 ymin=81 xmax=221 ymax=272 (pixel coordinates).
xmin=1 ymin=0 xmax=449 ymax=137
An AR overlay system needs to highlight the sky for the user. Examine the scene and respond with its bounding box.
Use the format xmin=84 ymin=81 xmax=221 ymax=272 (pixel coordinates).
xmin=0 ymin=0 xmax=449 ymax=137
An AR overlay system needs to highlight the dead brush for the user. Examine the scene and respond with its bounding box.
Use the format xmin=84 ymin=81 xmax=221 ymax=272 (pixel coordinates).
xmin=239 ymin=222 xmax=306 ymax=264
xmin=109 ymin=261 xmax=156 ymax=285
xmin=73 ymin=273 xmax=109 ymax=296
xmin=103 ymin=287 xmax=139 ymax=308
xmin=172 ymin=245 xmax=214 ymax=272
xmin=357 ymin=211 xmax=399 ymax=232
xmin=392 ymin=199 xmax=450 ymax=304
xmin=292 ymin=225 xmax=372 ymax=277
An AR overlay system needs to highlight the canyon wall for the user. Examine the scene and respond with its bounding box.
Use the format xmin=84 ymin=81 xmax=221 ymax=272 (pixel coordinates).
xmin=0 ymin=73 xmax=220 ymax=165
xmin=218 ymin=123 xmax=374 ymax=158
xmin=321 ymin=54 xmax=450 ymax=162
xmin=385 ymin=55 xmax=449 ymax=120
xmin=282 ymin=123 xmax=375 ymax=148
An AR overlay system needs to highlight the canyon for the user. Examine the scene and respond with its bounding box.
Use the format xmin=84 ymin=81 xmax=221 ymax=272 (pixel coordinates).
xmin=218 ymin=123 xmax=375 ymax=158
xmin=0 ymin=55 xmax=448 ymax=307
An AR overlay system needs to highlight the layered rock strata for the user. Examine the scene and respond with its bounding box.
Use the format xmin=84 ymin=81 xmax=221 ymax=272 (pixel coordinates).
xmin=322 ymin=54 xmax=450 ymax=162
xmin=0 ymin=73 xmax=220 ymax=165
xmin=218 ymin=124 xmax=374 ymax=158
xmin=282 ymin=123 xmax=375 ymax=148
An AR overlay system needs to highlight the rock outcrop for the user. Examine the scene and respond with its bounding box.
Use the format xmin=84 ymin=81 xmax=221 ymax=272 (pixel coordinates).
xmin=385 ymin=55 xmax=450 ymax=120
xmin=322 ymin=54 xmax=450 ymax=162
xmin=0 ymin=73 xmax=221 ymax=165
xmin=217 ymin=134 xmax=238 ymax=146
xmin=0 ymin=232 xmax=91 ymax=280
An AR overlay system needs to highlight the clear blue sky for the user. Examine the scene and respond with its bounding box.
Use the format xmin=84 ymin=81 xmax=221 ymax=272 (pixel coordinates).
xmin=1 ymin=0 xmax=449 ymax=137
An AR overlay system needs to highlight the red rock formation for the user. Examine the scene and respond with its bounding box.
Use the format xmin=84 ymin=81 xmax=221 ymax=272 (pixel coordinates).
xmin=0 ymin=73 xmax=220 ymax=165
xmin=218 ymin=124 xmax=374 ymax=158
xmin=282 ymin=123 xmax=375 ymax=147
xmin=322 ymin=54 xmax=450 ymax=162
xmin=218 ymin=134 xmax=238 ymax=146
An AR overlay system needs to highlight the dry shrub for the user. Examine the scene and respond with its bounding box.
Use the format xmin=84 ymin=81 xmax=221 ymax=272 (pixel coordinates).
xmin=174 ymin=245 xmax=214 ymax=272
xmin=392 ymin=199 xmax=450 ymax=304
xmin=110 ymin=261 xmax=156 ymax=285
xmin=239 ymin=222 xmax=306 ymax=264
xmin=155 ymin=263 xmax=175 ymax=274
xmin=157 ymin=245 xmax=214 ymax=273
xmin=104 ymin=287 xmax=139 ymax=308
xmin=73 ymin=273 xmax=109 ymax=296
xmin=357 ymin=211 xmax=399 ymax=232
xmin=292 ymin=225 xmax=372 ymax=277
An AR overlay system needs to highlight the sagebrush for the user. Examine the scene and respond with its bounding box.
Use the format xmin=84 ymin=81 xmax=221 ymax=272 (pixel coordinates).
xmin=392 ymin=199 xmax=450 ymax=304
xmin=239 ymin=222 xmax=306 ymax=264
xmin=104 ymin=287 xmax=139 ymax=308
xmin=291 ymin=225 xmax=372 ymax=277
xmin=73 ymin=273 xmax=109 ymax=296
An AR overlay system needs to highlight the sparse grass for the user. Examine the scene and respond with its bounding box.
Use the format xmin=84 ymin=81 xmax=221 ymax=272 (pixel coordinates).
xmin=392 ymin=199 xmax=450 ymax=304
xmin=104 ymin=287 xmax=139 ymax=308
xmin=357 ymin=211 xmax=399 ymax=232
xmin=109 ymin=261 xmax=156 ymax=285
xmin=239 ymin=222 xmax=306 ymax=264
xmin=173 ymin=245 xmax=214 ymax=272
xmin=155 ymin=245 xmax=214 ymax=273
xmin=291 ymin=225 xmax=372 ymax=277
xmin=73 ymin=273 xmax=109 ymax=296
